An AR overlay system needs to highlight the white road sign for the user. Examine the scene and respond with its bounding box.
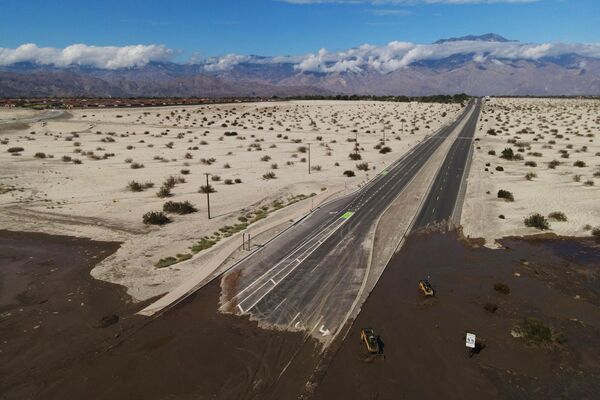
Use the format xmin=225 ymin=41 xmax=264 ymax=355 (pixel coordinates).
xmin=466 ymin=332 xmax=476 ymax=349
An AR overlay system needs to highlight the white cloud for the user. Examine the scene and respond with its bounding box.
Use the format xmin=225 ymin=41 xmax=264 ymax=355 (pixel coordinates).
xmin=283 ymin=39 xmax=600 ymax=73
xmin=0 ymin=43 xmax=175 ymax=69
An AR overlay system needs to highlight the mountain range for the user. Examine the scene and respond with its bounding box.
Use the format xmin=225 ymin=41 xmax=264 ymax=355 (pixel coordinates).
xmin=1 ymin=34 xmax=599 ymax=97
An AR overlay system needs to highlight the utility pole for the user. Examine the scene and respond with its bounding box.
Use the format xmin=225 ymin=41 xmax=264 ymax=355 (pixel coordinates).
xmin=308 ymin=142 xmax=311 ymax=174
xmin=204 ymin=173 xmax=211 ymax=219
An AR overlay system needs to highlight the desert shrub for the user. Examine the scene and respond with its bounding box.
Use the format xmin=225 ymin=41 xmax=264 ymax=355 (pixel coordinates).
xmin=488 ymin=150 xmax=496 ymax=156
xmin=262 ymin=171 xmax=277 ymax=180
xmin=271 ymin=163 xmax=278 ymax=170
xmin=573 ymin=160 xmax=587 ymax=168
xmin=211 ymin=175 xmax=221 ymax=182
xmin=379 ymin=146 xmax=392 ymax=154
xmin=223 ymin=163 xmax=231 ymax=169
xmin=573 ymin=174 xmax=581 ymax=182
xmin=548 ymin=211 xmax=567 ymax=222
xmin=143 ymin=182 xmax=154 ymax=189
xmin=199 ymin=184 xmax=216 ymax=193
xmin=163 ymin=200 xmax=197 ymax=214
xmin=311 ymin=165 xmax=322 ymax=171
xmin=190 ymin=238 xmax=217 ymax=253
xmin=584 ymin=180 xmax=594 ymax=186
xmin=525 ymin=172 xmax=537 ymax=181
xmin=157 ymin=186 xmax=172 ymax=198
xmin=513 ymin=318 xmax=560 ymax=343
xmin=180 ymin=169 xmax=190 ymax=175
xmin=297 ymin=146 xmax=307 ymax=153
xmin=500 ymin=147 xmax=515 ymax=160
xmin=200 ymin=157 xmax=216 ymax=165
xmin=72 ymin=159 xmax=82 ymax=164
xmin=260 ymin=155 xmax=271 ymax=162
xmin=497 ymin=189 xmax=514 ymax=202
xmin=349 ymin=153 xmax=362 ymax=161
xmin=124 ymin=158 xmax=133 ymax=163
xmin=7 ymin=147 xmax=24 ymax=153
xmin=62 ymin=155 xmax=72 ymax=162
xmin=224 ymin=131 xmax=237 ymax=136
xmin=494 ymin=283 xmax=510 ymax=294
xmin=592 ymin=227 xmax=600 ymax=238
xmin=128 ymin=181 xmax=144 ymax=192
xmin=495 ymin=166 xmax=504 ymax=172
xmin=224 ymin=179 xmax=234 ymax=185
xmin=343 ymin=170 xmax=355 ymax=177
xmin=34 ymin=152 xmax=46 ymax=158
xmin=356 ymin=162 xmax=369 ymax=171
xmin=155 ymin=253 xmax=192 ymax=268
xmin=142 ymin=211 xmax=171 ymax=225
xmin=524 ymin=213 xmax=550 ymax=230
xmin=548 ymin=160 xmax=560 ymax=169
xmin=524 ymin=161 xmax=537 ymax=167
xmin=130 ymin=162 xmax=144 ymax=169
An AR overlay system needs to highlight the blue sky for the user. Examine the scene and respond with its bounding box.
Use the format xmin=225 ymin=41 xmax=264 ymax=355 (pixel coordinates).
xmin=0 ymin=0 xmax=598 ymax=60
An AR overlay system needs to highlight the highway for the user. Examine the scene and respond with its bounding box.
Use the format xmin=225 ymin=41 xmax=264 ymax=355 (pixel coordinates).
xmin=413 ymin=98 xmax=480 ymax=228
xmin=220 ymin=99 xmax=481 ymax=342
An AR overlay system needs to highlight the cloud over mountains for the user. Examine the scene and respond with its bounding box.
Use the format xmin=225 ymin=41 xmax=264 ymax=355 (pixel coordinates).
xmin=1 ymin=35 xmax=599 ymax=74
xmin=0 ymin=43 xmax=175 ymax=69
xmin=1 ymin=34 xmax=600 ymax=97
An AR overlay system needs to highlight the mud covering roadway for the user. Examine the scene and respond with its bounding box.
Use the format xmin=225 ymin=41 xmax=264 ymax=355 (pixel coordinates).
xmin=220 ymin=100 xmax=480 ymax=343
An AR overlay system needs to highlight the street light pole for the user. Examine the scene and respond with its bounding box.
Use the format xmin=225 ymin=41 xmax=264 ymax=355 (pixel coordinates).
xmin=204 ymin=173 xmax=211 ymax=219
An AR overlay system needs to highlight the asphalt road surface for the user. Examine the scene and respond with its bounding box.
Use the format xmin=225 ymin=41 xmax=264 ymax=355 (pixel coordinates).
xmin=413 ymin=98 xmax=481 ymax=228
xmin=221 ymin=100 xmax=480 ymax=343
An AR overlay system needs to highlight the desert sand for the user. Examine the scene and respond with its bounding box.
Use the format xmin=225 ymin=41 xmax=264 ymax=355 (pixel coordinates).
xmin=0 ymin=100 xmax=460 ymax=300
xmin=462 ymin=97 xmax=600 ymax=246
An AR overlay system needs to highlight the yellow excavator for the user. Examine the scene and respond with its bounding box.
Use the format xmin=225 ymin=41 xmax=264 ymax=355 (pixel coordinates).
xmin=418 ymin=279 xmax=435 ymax=297
xmin=360 ymin=328 xmax=380 ymax=354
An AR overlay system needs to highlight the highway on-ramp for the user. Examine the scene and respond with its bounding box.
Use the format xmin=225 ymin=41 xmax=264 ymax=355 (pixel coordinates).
xmin=220 ymin=99 xmax=481 ymax=343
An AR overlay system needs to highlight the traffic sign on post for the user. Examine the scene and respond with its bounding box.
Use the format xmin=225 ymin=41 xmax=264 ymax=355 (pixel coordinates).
xmin=466 ymin=332 xmax=476 ymax=349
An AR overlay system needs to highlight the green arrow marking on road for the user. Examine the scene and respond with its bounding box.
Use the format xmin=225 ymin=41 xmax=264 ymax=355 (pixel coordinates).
xmin=341 ymin=211 xmax=354 ymax=220
xmin=380 ymin=170 xmax=389 ymax=176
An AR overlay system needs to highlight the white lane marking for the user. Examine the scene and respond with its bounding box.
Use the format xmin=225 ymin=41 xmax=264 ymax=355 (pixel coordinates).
xmin=237 ymin=304 xmax=244 ymax=313
xmin=289 ymin=312 xmax=301 ymax=326
xmin=239 ymin=217 xmax=350 ymax=312
xmin=319 ymin=325 xmax=331 ymax=336
xmin=230 ymin=215 xmax=346 ymax=301
xmin=310 ymin=316 xmax=324 ymax=335
xmin=273 ymin=297 xmax=287 ymax=312
xmin=270 ymin=278 xmax=276 ymax=285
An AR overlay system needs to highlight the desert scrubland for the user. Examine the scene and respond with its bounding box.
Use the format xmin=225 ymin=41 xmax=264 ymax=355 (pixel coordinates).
xmin=0 ymin=100 xmax=460 ymax=300
xmin=463 ymin=98 xmax=600 ymax=245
